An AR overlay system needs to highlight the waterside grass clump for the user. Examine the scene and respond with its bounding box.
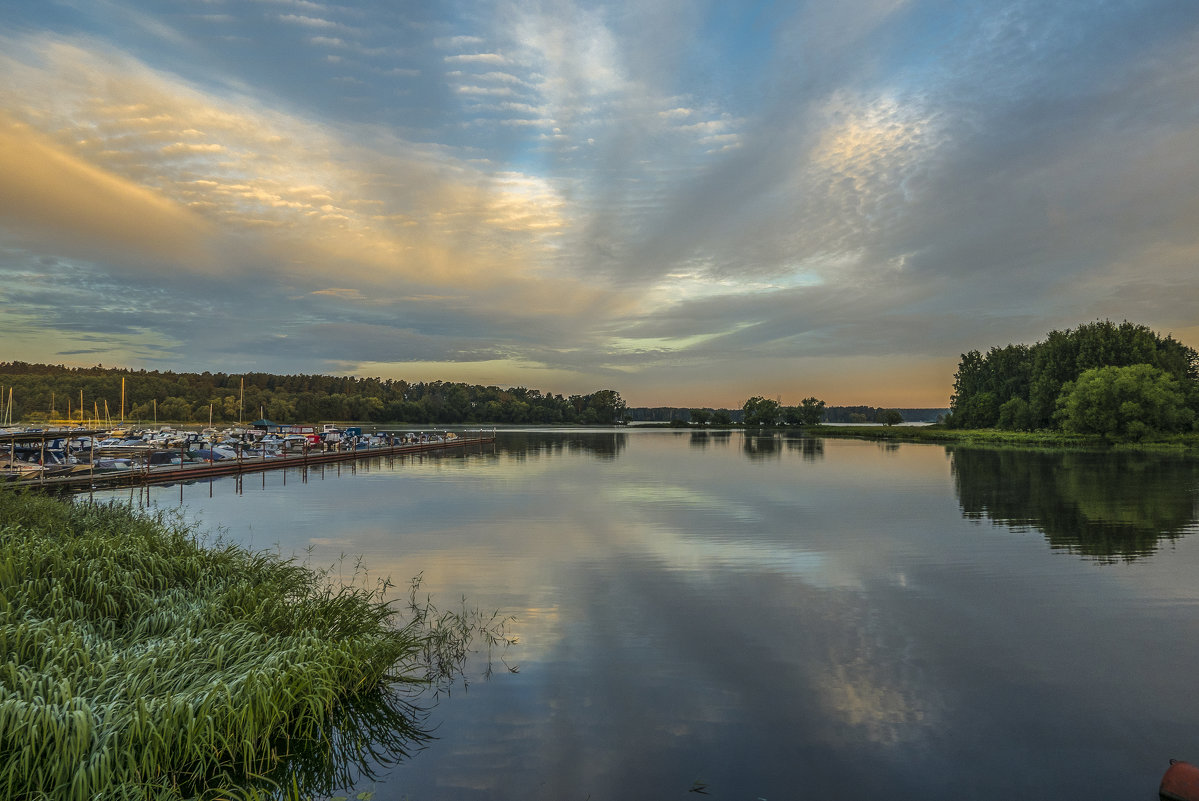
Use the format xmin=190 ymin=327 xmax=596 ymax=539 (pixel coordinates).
xmin=0 ymin=489 xmax=442 ymax=800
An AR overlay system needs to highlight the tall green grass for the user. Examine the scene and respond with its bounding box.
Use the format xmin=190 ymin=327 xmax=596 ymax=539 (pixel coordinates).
xmin=0 ymin=489 xmax=511 ymax=800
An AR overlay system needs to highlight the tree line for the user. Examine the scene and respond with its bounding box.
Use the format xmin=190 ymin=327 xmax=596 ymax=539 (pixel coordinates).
xmin=946 ymin=320 xmax=1198 ymax=438
xmin=737 ymin=396 xmax=832 ymax=427
xmin=627 ymin=405 xmax=944 ymax=424
xmin=0 ymin=363 xmax=628 ymax=425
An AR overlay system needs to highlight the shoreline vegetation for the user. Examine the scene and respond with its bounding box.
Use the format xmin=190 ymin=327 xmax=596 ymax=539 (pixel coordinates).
xmin=805 ymin=424 xmax=1199 ymax=451
xmin=0 ymin=488 xmax=514 ymax=800
xmin=640 ymin=422 xmax=1199 ymax=451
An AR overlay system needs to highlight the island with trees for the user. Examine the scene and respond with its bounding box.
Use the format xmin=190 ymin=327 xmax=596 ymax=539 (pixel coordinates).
xmin=944 ymin=320 xmax=1197 ymax=440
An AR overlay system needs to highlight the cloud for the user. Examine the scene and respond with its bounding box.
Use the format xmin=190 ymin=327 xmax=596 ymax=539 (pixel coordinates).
xmin=0 ymin=113 xmax=214 ymax=271
xmin=0 ymin=36 xmax=572 ymax=284
xmin=0 ymin=32 xmax=625 ymax=373
xmin=278 ymin=14 xmax=340 ymax=29
xmin=310 ymin=287 xmax=366 ymax=300
xmin=160 ymin=142 xmax=227 ymax=154
xmin=455 ymin=84 xmax=516 ymax=97
xmin=445 ymin=53 xmax=510 ymax=66
xmin=435 ymin=35 xmax=486 ymax=49
xmin=254 ymin=0 xmax=329 ymax=11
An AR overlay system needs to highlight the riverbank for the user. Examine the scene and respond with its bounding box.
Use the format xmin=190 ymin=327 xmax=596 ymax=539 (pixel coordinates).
xmin=0 ymin=489 xmax=447 ymax=798
xmin=806 ymin=424 xmax=1199 ymax=451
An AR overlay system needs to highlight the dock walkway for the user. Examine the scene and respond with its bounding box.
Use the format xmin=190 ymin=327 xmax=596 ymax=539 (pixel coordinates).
xmin=9 ymin=434 xmax=495 ymax=493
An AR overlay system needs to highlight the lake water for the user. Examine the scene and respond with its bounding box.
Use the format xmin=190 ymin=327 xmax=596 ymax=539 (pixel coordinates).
xmin=98 ymin=429 xmax=1199 ymax=800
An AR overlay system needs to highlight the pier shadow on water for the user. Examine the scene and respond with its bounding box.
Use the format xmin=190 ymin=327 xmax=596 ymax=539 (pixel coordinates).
xmin=949 ymin=447 xmax=1199 ymax=561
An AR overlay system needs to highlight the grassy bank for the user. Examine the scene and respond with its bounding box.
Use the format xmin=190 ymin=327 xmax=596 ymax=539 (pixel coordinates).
xmin=0 ymin=489 xmax=501 ymax=800
xmin=806 ymin=425 xmax=1199 ymax=451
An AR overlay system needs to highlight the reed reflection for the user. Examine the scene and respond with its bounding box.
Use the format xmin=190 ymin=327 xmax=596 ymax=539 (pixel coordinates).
xmin=950 ymin=447 xmax=1199 ymax=561
xmin=263 ymin=582 xmax=516 ymax=800
xmin=263 ymin=685 xmax=433 ymax=799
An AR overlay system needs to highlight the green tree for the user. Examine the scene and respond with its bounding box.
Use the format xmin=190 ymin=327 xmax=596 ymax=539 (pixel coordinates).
xmin=742 ymin=396 xmax=781 ymax=427
xmin=877 ymin=409 xmax=903 ymax=426
xmin=266 ymin=396 xmax=296 ymax=422
xmin=689 ymin=409 xmax=711 ymax=426
xmin=996 ymin=397 xmax=1033 ymax=431
xmin=948 ymin=350 xmax=989 ymax=427
xmin=158 ymin=396 xmax=192 ymax=422
xmin=798 ymin=397 xmax=826 ymax=426
xmin=711 ymin=410 xmax=733 ymax=426
xmin=1056 ymin=364 xmax=1194 ymax=440
xmin=781 ymin=405 xmax=803 ymax=426
xmin=585 ymin=390 xmax=627 ymax=424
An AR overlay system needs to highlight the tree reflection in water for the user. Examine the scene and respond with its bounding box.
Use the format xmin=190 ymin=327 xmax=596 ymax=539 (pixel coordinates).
xmin=742 ymin=432 xmax=780 ymax=459
xmin=491 ymin=431 xmax=628 ymax=460
xmin=740 ymin=432 xmax=825 ymax=461
xmin=786 ymin=434 xmax=825 ymax=461
xmin=950 ymin=447 xmax=1199 ymax=561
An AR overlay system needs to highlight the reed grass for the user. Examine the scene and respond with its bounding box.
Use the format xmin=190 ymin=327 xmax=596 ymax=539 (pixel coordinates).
xmin=0 ymin=488 xmax=511 ymax=800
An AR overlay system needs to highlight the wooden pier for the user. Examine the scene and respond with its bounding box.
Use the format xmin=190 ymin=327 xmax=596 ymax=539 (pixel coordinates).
xmin=4 ymin=434 xmax=496 ymax=493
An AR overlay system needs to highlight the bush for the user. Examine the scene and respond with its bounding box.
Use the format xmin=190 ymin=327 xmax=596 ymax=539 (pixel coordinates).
xmin=997 ymin=397 xmax=1034 ymax=431
xmin=1055 ymin=364 xmax=1194 ymax=440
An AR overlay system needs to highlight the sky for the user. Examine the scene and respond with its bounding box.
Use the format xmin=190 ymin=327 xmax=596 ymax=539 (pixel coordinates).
xmin=1 ymin=0 xmax=1197 ymax=409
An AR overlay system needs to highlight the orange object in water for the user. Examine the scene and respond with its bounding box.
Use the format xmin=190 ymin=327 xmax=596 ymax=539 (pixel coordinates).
xmin=1161 ymin=760 xmax=1199 ymax=801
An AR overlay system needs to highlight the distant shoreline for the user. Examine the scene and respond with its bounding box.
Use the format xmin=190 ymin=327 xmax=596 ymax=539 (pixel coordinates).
xmin=806 ymin=424 xmax=1199 ymax=452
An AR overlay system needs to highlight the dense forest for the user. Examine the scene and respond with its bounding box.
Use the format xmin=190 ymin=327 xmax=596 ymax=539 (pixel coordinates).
xmin=0 ymin=363 xmax=627 ymax=425
xmin=946 ymin=320 xmax=1198 ymax=437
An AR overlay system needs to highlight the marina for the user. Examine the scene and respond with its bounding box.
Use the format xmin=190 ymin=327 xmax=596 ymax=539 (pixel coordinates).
xmin=0 ymin=425 xmax=495 ymax=492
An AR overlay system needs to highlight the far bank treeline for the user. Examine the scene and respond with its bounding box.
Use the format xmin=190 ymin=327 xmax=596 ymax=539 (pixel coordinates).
xmin=946 ymin=320 xmax=1199 ymax=438
xmin=0 ymin=363 xmax=627 ymax=425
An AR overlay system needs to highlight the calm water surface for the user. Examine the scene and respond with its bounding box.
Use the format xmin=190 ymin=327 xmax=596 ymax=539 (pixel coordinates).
xmin=102 ymin=429 xmax=1199 ymax=800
